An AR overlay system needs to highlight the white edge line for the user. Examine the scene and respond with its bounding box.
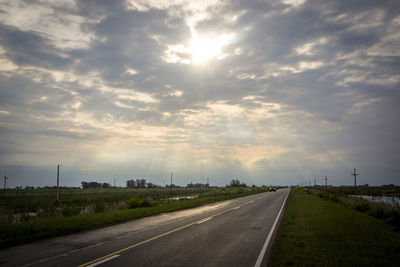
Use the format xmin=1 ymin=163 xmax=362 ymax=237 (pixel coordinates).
xmin=86 ymin=255 xmax=120 ymax=267
xmin=196 ymin=217 xmax=213 ymax=224
xmin=23 ymin=242 xmax=105 ymax=266
xmin=254 ymin=190 xmax=290 ymax=267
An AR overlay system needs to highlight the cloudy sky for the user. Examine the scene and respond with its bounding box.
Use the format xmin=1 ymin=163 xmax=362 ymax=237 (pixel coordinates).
xmin=0 ymin=0 xmax=399 ymax=187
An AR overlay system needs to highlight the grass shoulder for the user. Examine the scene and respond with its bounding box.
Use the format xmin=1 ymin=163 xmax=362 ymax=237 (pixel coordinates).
xmin=269 ymin=188 xmax=400 ymax=266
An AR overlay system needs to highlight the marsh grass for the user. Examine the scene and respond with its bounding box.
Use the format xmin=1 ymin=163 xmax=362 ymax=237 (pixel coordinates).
xmin=0 ymin=188 xmax=212 ymax=223
xmin=0 ymin=186 xmax=266 ymax=248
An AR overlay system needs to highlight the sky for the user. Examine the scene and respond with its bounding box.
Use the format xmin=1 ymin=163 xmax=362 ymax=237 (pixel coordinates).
xmin=0 ymin=0 xmax=399 ymax=188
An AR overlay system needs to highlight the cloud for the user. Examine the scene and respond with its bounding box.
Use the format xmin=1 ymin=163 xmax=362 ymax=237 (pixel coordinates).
xmin=0 ymin=23 xmax=73 ymax=69
xmin=0 ymin=0 xmax=399 ymax=186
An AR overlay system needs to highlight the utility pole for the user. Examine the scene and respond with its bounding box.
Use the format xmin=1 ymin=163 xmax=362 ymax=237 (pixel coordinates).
xmin=114 ymin=179 xmax=116 ymax=188
xmin=56 ymin=164 xmax=60 ymax=202
xmin=351 ymin=168 xmax=359 ymax=190
xmin=314 ymin=179 xmax=316 ymax=187
xmin=207 ymin=177 xmax=209 ymax=187
xmin=325 ymin=176 xmax=328 ymax=188
xmin=170 ymin=172 xmax=173 ymax=189
xmin=3 ymin=176 xmax=8 ymax=193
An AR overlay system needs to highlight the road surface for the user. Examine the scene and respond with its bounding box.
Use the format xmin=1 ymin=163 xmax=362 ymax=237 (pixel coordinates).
xmin=0 ymin=188 xmax=289 ymax=267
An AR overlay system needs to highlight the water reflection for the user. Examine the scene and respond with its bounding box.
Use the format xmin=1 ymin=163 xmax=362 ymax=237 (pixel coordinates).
xmin=350 ymin=194 xmax=400 ymax=206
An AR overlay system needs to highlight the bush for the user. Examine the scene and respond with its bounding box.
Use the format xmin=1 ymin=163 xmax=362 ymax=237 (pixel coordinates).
xmin=330 ymin=194 xmax=339 ymax=203
xmin=126 ymin=196 xmax=151 ymax=209
xmin=355 ymin=203 xmax=370 ymax=213
xmin=387 ymin=209 xmax=400 ymax=230
xmin=94 ymin=201 xmax=106 ymax=213
xmin=61 ymin=206 xmax=81 ymax=216
xmin=373 ymin=208 xmax=385 ymax=219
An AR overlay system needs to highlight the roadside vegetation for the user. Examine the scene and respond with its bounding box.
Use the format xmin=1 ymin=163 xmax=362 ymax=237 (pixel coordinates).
xmin=0 ymin=186 xmax=268 ymax=248
xmin=269 ymin=188 xmax=400 ymax=266
xmin=309 ymin=187 xmax=400 ymax=230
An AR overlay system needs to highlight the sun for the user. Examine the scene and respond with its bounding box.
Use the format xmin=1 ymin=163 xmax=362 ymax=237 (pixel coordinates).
xmin=191 ymin=37 xmax=222 ymax=64
xmin=187 ymin=21 xmax=232 ymax=64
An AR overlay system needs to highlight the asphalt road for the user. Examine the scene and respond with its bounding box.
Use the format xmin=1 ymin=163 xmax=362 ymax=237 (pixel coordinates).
xmin=0 ymin=188 xmax=289 ymax=267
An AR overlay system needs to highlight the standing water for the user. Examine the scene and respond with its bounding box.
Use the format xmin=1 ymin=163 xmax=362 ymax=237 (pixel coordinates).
xmin=350 ymin=195 xmax=400 ymax=206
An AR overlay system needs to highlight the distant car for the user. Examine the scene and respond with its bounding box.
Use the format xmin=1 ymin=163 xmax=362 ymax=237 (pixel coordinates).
xmin=269 ymin=186 xmax=276 ymax=192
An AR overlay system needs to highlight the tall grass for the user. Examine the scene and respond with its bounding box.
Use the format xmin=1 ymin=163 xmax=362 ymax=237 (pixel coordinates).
xmin=307 ymin=187 xmax=400 ymax=230
xmin=0 ymin=186 xmax=267 ymax=248
xmin=0 ymin=188 xmax=213 ymax=223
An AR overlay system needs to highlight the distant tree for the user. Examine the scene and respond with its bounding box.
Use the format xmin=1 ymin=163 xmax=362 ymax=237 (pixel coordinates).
xmin=126 ymin=179 xmax=136 ymax=188
xmin=147 ymin=182 xmax=156 ymax=188
xmin=90 ymin=181 xmax=102 ymax=188
xmin=230 ymin=179 xmax=247 ymax=187
xmin=166 ymin=184 xmax=180 ymax=188
xmin=137 ymin=178 xmax=147 ymax=188
xmin=230 ymin=179 xmax=240 ymax=187
xmin=102 ymin=182 xmax=111 ymax=188
xmin=81 ymin=181 xmax=104 ymax=189
xmin=186 ymin=183 xmax=207 ymax=188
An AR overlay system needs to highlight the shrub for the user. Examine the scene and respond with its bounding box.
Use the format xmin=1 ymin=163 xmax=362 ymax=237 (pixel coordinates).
xmin=330 ymin=194 xmax=339 ymax=203
xmin=373 ymin=208 xmax=385 ymax=219
xmin=61 ymin=207 xmax=81 ymax=216
xmin=387 ymin=209 xmax=400 ymax=230
xmin=126 ymin=196 xmax=151 ymax=209
xmin=355 ymin=203 xmax=370 ymax=213
xmin=94 ymin=201 xmax=106 ymax=213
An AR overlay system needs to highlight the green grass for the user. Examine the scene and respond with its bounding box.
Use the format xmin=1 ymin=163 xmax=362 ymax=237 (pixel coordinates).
xmin=269 ymin=188 xmax=400 ymax=266
xmin=317 ymin=186 xmax=400 ymax=198
xmin=0 ymin=187 xmax=266 ymax=248
xmin=309 ymin=188 xmax=400 ymax=229
xmin=0 ymin=188 xmax=214 ymax=220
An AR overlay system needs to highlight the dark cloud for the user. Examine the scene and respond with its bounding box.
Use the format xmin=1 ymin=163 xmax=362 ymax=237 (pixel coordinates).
xmin=0 ymin=0 xmax=399 ymax=186
xmin=0 ymin=23 xmax=73 ymax=69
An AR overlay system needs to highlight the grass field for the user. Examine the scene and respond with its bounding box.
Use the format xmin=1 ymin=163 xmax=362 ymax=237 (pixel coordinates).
xmin=0 ymin=186 xmax=267 ymax=248
xmin=269 ymin=188 xmax=400 ymax=266
xmin=309 ymin=187 xmax=400 ymax=229
xmin=0 ymin=187 xmax=214 ymax=223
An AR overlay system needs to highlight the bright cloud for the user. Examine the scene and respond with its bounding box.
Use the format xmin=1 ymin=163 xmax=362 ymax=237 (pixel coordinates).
xmin=0 ymin=0 xmax=399 ymax=187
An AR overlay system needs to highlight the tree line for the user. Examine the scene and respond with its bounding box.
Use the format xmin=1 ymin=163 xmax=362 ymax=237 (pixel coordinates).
xmin=81 ymin=181 xmax=112 ymax=189
xmin=80 ymin=179 xmax=248 ymax=189
xmin=126 ymin=179 xmax=158 ymax=188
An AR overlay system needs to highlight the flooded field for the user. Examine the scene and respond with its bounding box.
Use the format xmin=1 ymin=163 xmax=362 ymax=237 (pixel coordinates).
xmin=350 ymin=194 xmax=400 ymax=206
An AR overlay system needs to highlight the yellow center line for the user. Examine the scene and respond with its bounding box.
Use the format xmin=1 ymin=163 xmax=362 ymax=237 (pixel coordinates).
xmin=78 ymin=197 xmax=260 ymax=267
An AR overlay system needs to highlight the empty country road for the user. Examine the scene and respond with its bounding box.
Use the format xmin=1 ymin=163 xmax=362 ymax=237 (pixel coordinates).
xmin=0 ymin=188 xmax=289 ymax=267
